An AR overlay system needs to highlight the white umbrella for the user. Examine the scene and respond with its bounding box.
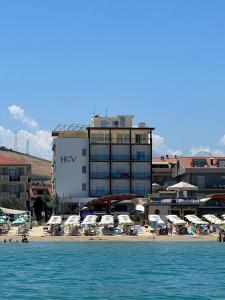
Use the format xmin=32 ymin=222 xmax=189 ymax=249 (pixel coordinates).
xmin=118 ymin=214 xmax=134 ymax=225
xmin=99 ymin=215 xmax=114 ymax=226
xmin=167 ymin=182 xmax=198 ymax=191
xmin=64 ymin=215 xmax=80 ymax=226
xmin=185 ymin=215 xmax=208 ymax=225
xmin=148 ymin=215 xmax=165 ymax=225
xmin=203 ymin=214 xmax=225 ymax=225
xmin=47 ymin=215 xmax=62 ymax=225
xmin=166 ymin=215 xmax=187 ymax=225
xmin=82 ymin=215 xmax=98 ymax=225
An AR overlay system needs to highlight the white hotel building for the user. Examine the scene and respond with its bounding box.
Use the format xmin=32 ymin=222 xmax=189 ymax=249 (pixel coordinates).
xmin=52 ymin=115 xmax=154 ymax=209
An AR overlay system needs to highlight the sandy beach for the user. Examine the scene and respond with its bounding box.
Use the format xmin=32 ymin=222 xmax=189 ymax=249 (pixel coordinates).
xmin=0 ymin=226 xmax=218 ymax=242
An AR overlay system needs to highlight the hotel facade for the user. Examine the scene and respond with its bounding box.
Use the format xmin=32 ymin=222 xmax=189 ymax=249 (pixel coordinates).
xmin=52 ymin=115 xmax=154 ymax=208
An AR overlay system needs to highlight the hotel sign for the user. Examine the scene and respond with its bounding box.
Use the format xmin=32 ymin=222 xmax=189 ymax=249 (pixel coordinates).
xmin=60 ymin=156 xmax=77 ymax=163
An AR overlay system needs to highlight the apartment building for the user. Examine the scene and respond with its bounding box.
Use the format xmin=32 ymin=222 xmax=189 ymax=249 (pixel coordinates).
xmin=172 ymin=156 xmax=225 ymax=198
xmin=0 ymin=156 xmax=31 ymax=210
xmin=52 ymin=115 xmax=154 ymax=206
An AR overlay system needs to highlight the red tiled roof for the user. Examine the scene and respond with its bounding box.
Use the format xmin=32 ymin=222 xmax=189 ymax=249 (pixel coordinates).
xmin=0 ymin=155 xmax=26 ymax=165
xmin=152 ymin=157 xmax=177 ymax=164
xmin=178 ymin=156 xmax=225 ymax=168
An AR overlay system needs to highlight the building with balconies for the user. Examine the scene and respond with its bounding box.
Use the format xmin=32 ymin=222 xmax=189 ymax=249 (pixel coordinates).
xmin=172 ymin=156 xmax=225 ymax=198
xmin=52 ymin=115 xmax=154 ymax=208
xmin=0 ymin=156 xmax=31 ymax=210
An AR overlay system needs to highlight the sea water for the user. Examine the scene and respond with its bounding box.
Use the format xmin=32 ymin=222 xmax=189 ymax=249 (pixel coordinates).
xmin=0 ymin=241 xmax=225 ymax=300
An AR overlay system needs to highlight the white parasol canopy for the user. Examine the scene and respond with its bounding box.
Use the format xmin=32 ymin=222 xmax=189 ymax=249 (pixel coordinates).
xmin=203 ymin=214 xmax=225 ymax=225
xmin=166 ymin=215 xmax=187 ymax=225
xmin=64 ymin=215 xmax=80 ymax=226
xmin=82 ymin=215 xmax=98 ymax=225
xmin=185 ymin=215 xmax=208 ymax=225
xmin=148 ymin=215 xmax=165 ymax=225
xmin=167 ymin=182 xmax=198 ymax=191
xmin=118 ymin=214 xmax=134 ymax=225
xmin=47 ymin=215 xmax=62 ymax=225
xmin=99 ymin=215 xmax=114 ymax=226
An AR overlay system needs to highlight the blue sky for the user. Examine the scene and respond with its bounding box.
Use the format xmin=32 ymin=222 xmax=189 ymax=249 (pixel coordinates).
xmin=1 ymin=0 xmax=225 ymax=159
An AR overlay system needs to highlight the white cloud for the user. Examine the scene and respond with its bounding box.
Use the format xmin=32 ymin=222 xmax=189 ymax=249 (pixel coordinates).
xmin=0 ymin=126 xmax=52 ymax=159
xmin=220 ymin=135 xmax=225 ymax=145
xmin=190 ymin=146 xmax=225 ymax=156
xmin=152 ymin=134 xmax=182 ymax=156
xmin=8 ymin=105 xmax=39 ymax=129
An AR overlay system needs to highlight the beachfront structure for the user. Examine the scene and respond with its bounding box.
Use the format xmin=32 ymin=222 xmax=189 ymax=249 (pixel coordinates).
xmin=52 ymin=115 xmax=154 ymax=210
xmin=172 ymin=156 xmax=225 ymax=198
xmin=0 ymin=155 xmax=31 ymax=210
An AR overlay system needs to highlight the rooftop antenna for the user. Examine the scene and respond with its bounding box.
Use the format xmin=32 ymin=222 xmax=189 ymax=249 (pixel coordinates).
xmin=26 ymin=140 xmax=30 ymax=155
xmin=14 ymin=131 xmax=18 ymax=151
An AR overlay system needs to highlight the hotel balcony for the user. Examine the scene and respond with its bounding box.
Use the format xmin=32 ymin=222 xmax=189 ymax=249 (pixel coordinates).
xmin=0 ymin=175 xmax=9 ymax=182
xmin=90 ymin=155 xmax=110 ymax=161
xmin=20 ymin=176 xmax=28 ymax=183
xmin=132 ymin=155 xmax=151 ymax=161
xmin=111 ymin=172 xmax=130 ymax=179
xmin=90 ymin=190 xmax=110 ymax=197
xmin=132 ymin=173 xmax=151 ymax=179
xmin=111 ymin=155 xmax=130 ymax=161
xmin=111 ymin=190 xmax=131 ymax=194
xmin=20 ymin=192 xmax=28 ymax=199
xmin=90 ymin=172 xmax=110 ymax=179
xmin=0 ymin=192 xmax=9 ymax=199
xmin=90 ymin=137 xmax=150 ymax=144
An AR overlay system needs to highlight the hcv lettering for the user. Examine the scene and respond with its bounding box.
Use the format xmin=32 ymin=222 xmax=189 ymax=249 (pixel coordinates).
xmin=60 ymin=156 xmax=76 ymax=163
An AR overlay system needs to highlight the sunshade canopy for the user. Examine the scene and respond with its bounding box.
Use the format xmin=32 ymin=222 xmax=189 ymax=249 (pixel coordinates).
xmin=0 ymin=207 xmax=27 ymax=215
xmin=99 ymin=215 xmax=114 ymax=226
xmin=166 ymin=215 xmax=187 ymax=225
xmin=148 ymin=215 xmax=165 ymax=225
xmin=64 ymin=215 xmax=80 ymax=226
xmin=118 ymin=214 xmax=134 ymax=225
xmin=185 ymin=215 xmax=208 ymax=225
xmin=167 ymin=182 xmax=198 ymax=191
xmin=82 ymin=215 xmax=98 ymax=225
xmin=203 ymin=214 xmax=225 ymax=225
xmin=47 ymin=216 xmax=62 ymax=225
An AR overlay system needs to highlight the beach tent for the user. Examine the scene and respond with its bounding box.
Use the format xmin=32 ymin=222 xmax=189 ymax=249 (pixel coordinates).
xmin=99 ymin=215 xmax=114 ymax=226
xmin=64 ymin=215 xmax=80 ymax=226
xmin=118 ymin=214 xmax=134 ymax=225
xmin=47 ymin=215 xmax=62 ymax=225
xmin=203 ymin=214 xmax=225 ymax=225
xmin=81 ymin=215 xmax=98 ymax=226
xmin=185 ymin=215 xmax=208 ymax=225
xmin=166 ymin=215 xmax=187 ymax=225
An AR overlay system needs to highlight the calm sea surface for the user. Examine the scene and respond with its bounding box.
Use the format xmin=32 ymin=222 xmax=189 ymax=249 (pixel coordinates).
xmin=0 ymin=241 xmax=225 ymax=300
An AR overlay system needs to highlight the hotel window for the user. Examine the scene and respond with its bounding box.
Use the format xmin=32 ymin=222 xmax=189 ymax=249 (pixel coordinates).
xmin=82 ymin=166 xmax=86 ymax=174
xmin=82 ymin=183 xmax=87 ymax=191
xmin=82 ymin=148 xmax=86 ymax=156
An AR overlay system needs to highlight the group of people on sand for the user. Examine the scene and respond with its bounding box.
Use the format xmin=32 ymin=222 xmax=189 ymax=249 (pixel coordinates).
xmin=3 ymin=235 xmax=29 ymax=243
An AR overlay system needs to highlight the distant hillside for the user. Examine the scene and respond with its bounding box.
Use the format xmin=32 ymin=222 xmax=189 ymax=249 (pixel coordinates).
xmin=0 ymin=147 xmax=51 ymax=181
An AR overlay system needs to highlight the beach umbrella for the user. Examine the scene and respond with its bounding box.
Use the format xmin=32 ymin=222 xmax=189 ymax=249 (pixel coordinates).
xmin=167 ymin=182 xmax=198 ymax=191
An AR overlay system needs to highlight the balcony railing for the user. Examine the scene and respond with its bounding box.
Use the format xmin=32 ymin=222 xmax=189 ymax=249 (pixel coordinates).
xmin=0 ymin=175 xmax=9 ymax=182
xmin=111 ymin=172 xmax=130 ymax=179
xmin=0 ymin=192 xmax=9 ymax=199
xmin=132 ymin=173 xmax=151 ymax=179
xmin=20 ymin=175 xmax=28 ymax=183
xmin=90 ymin=138 xmax=150 ymax=144
xmin=90 ymin=173 xmax=110 ymax=179
xmin=20 ymin=192 xmax=28 ymax=199
xmin=111 ymin=155 xmax=130 ymax=161
xmin=111 ymin=190 xmax=130 ymax=194
xmin=90 ymin=155 xmax=110 ymax=161
xmin=90 ymin=190 xmax=110 ymax=197
xmin=132 ymin=155 xmax=151 ymax=161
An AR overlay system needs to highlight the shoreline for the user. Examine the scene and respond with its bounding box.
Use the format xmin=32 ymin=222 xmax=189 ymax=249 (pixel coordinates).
xmin=0 ymin=234 xmax=218 ymax=243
